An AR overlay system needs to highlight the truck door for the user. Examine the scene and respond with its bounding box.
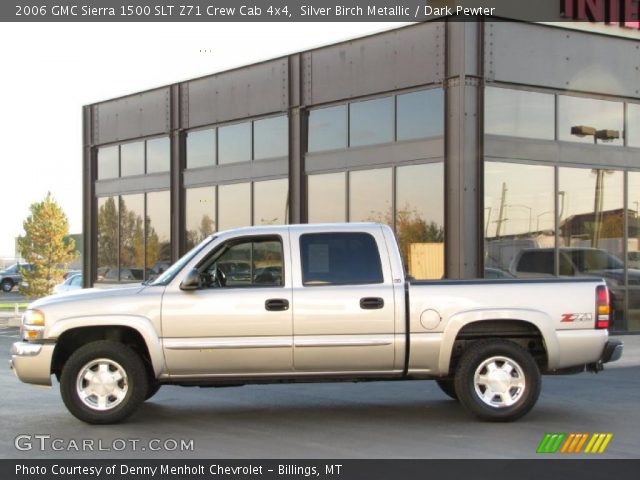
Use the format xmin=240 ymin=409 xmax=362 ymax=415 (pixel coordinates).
xmin=290 ymin=228 xmax=396 ymax=372
xmin=161 ymin=233 xmax=293 ymax=376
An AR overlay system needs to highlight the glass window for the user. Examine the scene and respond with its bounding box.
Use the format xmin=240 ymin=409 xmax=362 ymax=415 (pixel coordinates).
xmin=307 ymin=105 xmax=348 ymax=152
xmin=307 ymin=172 xmax=346 ymax=223
xmin=120 ymin=141 xmax=145 ymax=177
xmin=254 ymin=116 xmax=288 ymax=160
xmin=484 ymin=162 xmax=555 ymax=278
xmin=628 ymin=103 xmax=640 ymax=148
xmin=627 ymin=172 xmax=640 ymax=332
xmin=118 ymin=194 xmax=145 ymax=283
xmin=485 ymin=87 xmax=555 ymax=140
xmin=218 ymin=183 xmax=251 ymax=230
xmin=185 ymin=186 xmax=216 ymax=251
xmin=146 ymin=137 xmax=170 ymax=174
xmin=559 ymin=167 xmax=624 ymax=327
xmin=396 ymin=163 xmax=445 ymax=280
xmin=218 ymin=122 xmax=251 ymax=164
xmin=397 ymin=89 xmax=444 ymax=141
xmin=145 ymin=191 xmax=171 ymax=279
xmin=96 ymin=196 xmax=118 ymax=283
xmin=349 ymin=168 xmax=392 ymax=223
xmin=559 ymin=96 xmax=623 ymax=146
xmin=186 ymin=129 xmax=216 ymax=169
xmin=97 ymin=146 xmax=118 ymax=180
xmin=300 ymin=233 xmax=383 ymax=286
xmin=203 ymin=237 xmax=284 ymax=288
xmin=253 ymin=178 xmax=288 ymax=225
xmin=350 ymin=97 xmax=394 ymax=147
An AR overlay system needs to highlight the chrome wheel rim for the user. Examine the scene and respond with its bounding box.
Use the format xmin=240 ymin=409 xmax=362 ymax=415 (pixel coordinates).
xmin=76 ymin=358 xmax=128 ymax=411
xmin=473 ymin=356 xmax=525 ymax=408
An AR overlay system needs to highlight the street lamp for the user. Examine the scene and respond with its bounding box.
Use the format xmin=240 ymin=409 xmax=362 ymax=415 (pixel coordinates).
xmin=570 ymin=126 xmax=620 ymax=248
xmin=506 ymin=204 xmax=532 ymax=233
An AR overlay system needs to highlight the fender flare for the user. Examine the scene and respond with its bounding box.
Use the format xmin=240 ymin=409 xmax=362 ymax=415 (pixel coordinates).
xmin=437 ymin=308 xmax=559 ymax=374
xmin=48 ymin=315 xmax=165 ymax=377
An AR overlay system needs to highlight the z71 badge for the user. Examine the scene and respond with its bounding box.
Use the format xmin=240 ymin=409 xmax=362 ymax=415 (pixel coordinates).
xmin=561 ymin=313 xmax=593 ymax=322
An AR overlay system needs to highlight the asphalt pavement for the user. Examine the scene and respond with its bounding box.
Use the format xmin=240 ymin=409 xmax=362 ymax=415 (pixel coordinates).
xmin=1 ymin=328 xmax=638 ymax=459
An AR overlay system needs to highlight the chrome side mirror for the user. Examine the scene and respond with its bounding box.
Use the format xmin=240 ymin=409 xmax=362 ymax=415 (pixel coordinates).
xmin=179 ymin=268 xmax=200 ymax=291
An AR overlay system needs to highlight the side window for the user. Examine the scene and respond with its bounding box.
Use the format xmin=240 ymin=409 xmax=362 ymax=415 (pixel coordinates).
xmin=300 ymin=232 xmax=383 ymax=286
xmin=203 ymin=237 xmax=284 ymax=288
xmin=517 ymin=251 xmax=553 ymax=274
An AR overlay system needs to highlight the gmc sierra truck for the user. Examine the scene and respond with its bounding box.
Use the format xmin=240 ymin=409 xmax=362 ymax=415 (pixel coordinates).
xmin=10 ymin=224 xmax=623 ymax=424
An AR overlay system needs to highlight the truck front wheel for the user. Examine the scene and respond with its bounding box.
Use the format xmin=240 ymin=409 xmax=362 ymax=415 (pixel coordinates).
xmin=60 ymin=340 xmax=148 ymax=424
xmin=454 ymin=339 xmax=541 ymax=422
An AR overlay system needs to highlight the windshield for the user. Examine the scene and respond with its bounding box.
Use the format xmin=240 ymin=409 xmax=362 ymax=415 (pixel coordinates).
xmin=148 ymin=236 xmax=216 ymax=286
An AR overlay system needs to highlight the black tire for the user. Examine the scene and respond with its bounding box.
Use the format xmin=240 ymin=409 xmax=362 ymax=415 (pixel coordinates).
xmin=454 ymin=339 xmax=541 ymax=422
xmin=1 ymin=279 xmax=13 ymax=292
xmin=145 ymin=383 xmax=162 ymax=401
xmin=60 ymin=340 xmax=149 ymax=424
xmin=435 ymin=379 xmax=458 ymax=400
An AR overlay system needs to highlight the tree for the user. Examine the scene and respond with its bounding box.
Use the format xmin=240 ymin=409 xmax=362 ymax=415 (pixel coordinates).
xmin=17 ymin=193 xmax=78 ymax=299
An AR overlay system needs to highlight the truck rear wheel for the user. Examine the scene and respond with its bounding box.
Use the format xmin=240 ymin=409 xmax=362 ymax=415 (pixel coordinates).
xmin=435 ymin=379 xmax=458 ymax=400
xmin=60 ymin=340 xmax=148 ymax=424
xmin=454 ymin=339 xmax=540 ymax=422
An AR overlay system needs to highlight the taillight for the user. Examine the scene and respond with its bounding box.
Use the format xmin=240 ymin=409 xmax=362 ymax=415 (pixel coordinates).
xmin=596 ymin=285 xmax=610 ymax=329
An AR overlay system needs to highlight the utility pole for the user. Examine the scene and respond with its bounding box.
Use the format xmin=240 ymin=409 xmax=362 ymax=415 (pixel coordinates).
xmin=495 ymin=182 xmax=508 ymax=237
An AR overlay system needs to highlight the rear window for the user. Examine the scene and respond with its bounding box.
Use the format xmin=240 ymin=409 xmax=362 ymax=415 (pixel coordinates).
xmin=300 ymin=232 xmax=383 ymax=286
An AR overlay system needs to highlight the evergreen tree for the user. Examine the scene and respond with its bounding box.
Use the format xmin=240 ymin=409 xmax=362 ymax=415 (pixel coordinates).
xmin=17 ymin=193 xmax=78 ymax=298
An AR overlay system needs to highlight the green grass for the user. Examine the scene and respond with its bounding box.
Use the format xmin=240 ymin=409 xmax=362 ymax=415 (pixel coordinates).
xmin=0 ymin=303 xmax=27 ymax=310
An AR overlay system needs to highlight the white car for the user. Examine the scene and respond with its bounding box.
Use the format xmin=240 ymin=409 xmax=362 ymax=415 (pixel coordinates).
xmin=53 ymin=274 xmax=83 ymax=294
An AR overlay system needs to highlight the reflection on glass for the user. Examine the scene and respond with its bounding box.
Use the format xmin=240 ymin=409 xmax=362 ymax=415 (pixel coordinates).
xmin=628 ymin=103 xmax=640 ymax=148
xmin=307 ymin=105 xmax=348 ymax=152
xmin=147 ymin=137 xmax=170 ymax=173
xmin=350 ymin=97 xmax=394 ymax=147
xmin=120 ymin=141 xmax=145 ymax=177
xmin=96 ymin=196 xmax=118 ymax=283
xmin=97 ymin=146 xmax=119 ymax=180
xmin=119 ymin=194 xmax=145 ymax=283
xmin=253 ymin=178 xmax=288 ymax=225
xmin=396 ymin=163 xmax=444 ymax=279
xmin=485 ymin=87 xmax=555 ymax=140
xmin=218 ymin=122 xmax=251 ymax=164
xmin=559 ymin=167 xmax=624 ymax=328
xmin=307 ymin=172 xmax=346 ymax=223
xmin=397 ymin=89 xmax=444 ymax=141
xmin=185 ymin=186 xmax=216 ymax=251
xmin=210 ymin=239 xmax=283 ymax=287
xmin=254 ymin=116 xmax=288 ymax=160
xmin=218 ymin=183 xmax=251 ymax=230
xmin=484 ymin=162 xmax=555 ymax=277
xmin=349 ymin=168 xmax=392 ymax=223
xmin=628 ymin=172 xmax=640 ymax=332
xmin=146 ymin=191 xmax=171 ymax=278
xmin=559 ymin=96 xmax=623 ymax=146
xmin=187 ymin=129 xmax=216 ymax=169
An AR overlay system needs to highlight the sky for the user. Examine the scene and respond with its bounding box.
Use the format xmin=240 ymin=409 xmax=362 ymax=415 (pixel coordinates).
xmin=0 ymin=21 xmax=411 ymax=258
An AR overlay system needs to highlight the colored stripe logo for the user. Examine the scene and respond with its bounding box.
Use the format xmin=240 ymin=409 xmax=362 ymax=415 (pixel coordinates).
xmin=537 ymin=433 xmax=613 ymax=454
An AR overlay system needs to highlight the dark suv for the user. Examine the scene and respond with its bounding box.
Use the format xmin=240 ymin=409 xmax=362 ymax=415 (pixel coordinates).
xmin=0 ymin=263 xmax=32 ymax=292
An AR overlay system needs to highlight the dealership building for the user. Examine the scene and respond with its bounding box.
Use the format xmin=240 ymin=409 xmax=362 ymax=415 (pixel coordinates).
xmin=82 ymin=20 xmax=640 ymax=332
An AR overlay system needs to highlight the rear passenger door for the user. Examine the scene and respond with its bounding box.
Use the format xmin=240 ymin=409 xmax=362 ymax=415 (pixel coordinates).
xmin=290 ymin=228 xmax=396 ymax=372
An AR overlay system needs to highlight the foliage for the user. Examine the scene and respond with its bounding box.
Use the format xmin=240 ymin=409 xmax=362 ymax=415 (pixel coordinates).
xmin=17 ymin=193 xmax=78 ymax=299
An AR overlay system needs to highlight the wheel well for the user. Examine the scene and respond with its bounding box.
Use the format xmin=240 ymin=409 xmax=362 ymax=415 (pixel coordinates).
xmin=448 ymin=320 xmax=548 ymax=374
xmin=51 ymin=326 xmax=154 ymax=380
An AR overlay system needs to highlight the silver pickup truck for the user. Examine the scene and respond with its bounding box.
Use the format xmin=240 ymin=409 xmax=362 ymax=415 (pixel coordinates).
xmin=10 ymin=224 xmax=623 ymax=424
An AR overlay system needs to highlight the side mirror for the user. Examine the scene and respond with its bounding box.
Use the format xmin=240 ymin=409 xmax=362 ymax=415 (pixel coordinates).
xmin=180 ymin=268 xmax=200 ymax=291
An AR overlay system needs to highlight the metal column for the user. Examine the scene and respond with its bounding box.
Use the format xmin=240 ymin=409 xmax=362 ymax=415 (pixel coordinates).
xmin=82 ymin=105 xmax=95 ymax=288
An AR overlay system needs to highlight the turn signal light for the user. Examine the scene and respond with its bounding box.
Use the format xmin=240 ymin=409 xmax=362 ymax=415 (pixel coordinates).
xmin=595 ymin=285 xmax=610 ymax=330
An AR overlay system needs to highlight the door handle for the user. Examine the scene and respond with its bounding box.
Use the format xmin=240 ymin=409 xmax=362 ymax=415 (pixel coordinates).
xmin=360 ymin=297 xmax=384 ymax=310
xmin=265 ymin=298 xmax=289 ymax=311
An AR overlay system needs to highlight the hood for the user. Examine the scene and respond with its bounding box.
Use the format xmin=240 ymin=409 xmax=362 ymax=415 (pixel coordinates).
xmin=29 ymin=284 xmax=146 ymax=310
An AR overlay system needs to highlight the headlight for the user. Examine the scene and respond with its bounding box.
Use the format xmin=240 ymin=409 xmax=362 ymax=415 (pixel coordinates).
xmin=22 ymin=309 xmax=45 ymax=342
xmin=23 ymin=309 xmax=45 ymax=326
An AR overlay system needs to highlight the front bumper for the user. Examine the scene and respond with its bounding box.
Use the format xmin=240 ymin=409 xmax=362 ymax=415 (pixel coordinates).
xmin=9 ymin=341 xmax=54 ymax=386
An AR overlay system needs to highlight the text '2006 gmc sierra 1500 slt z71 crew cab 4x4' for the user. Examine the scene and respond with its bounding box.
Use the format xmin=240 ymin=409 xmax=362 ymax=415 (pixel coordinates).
xmin=10 ymin=224 xmax=623 ymax=424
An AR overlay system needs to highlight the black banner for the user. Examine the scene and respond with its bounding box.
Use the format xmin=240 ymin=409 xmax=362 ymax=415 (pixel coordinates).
xmin=2 ymin=0 xmax=640 ymax=24
xmin=3 ymin=459 xmax=640 ymax=480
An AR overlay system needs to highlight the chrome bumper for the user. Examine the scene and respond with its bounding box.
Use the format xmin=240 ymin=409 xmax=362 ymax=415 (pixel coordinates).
xmin=9 ymin=341 xmax=54 ymax=386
